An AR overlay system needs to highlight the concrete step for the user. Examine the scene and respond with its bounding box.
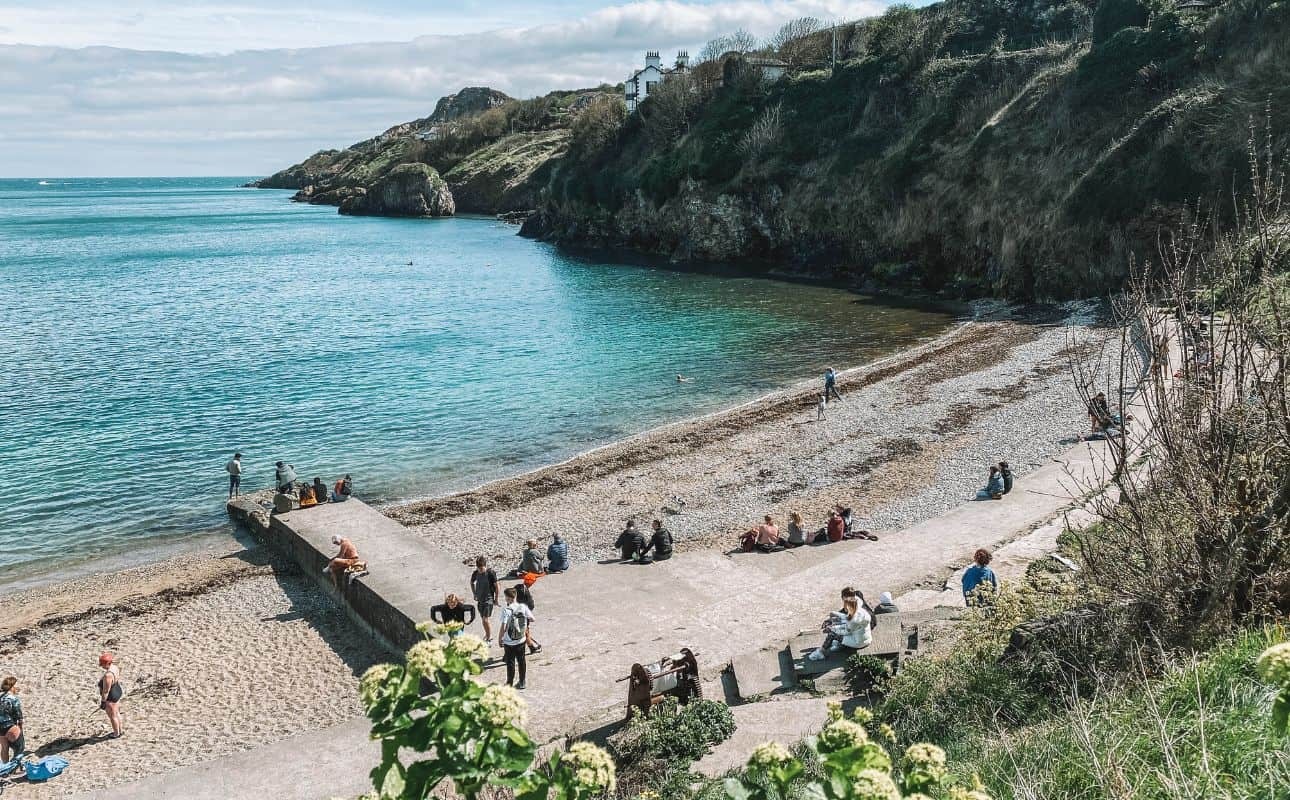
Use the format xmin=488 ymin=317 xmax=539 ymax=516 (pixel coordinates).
xmin=726 ymin=646 xmax=797 ymax=701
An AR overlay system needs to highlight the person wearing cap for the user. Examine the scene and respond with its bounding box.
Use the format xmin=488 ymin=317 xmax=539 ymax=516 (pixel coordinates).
xmin=873 ymin=592 xmax=899 ymax=615
xmin=98 ymin=652 xmax=124 ymax=739
xmin=324 ymin=535 xmax=360 ymax=581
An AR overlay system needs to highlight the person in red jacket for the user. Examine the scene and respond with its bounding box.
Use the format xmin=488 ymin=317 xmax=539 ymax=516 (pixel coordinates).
xmin=814 ymin=509 xmax=845 ymax=543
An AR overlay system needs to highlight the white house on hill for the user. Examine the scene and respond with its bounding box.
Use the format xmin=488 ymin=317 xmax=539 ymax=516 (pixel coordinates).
xmin=625 ymin=50 xmax=689 ymax=112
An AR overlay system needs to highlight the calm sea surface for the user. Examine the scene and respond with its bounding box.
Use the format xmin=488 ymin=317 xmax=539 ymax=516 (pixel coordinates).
xmin=0 ymin=177 xmax=954 ymax=582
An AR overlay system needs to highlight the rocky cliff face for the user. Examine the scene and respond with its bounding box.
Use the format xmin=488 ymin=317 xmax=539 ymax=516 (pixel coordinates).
xmin=429 ymin=87 xmax=511 ymax=123
xmin=338 ymin=163 xmax=455 ymax=217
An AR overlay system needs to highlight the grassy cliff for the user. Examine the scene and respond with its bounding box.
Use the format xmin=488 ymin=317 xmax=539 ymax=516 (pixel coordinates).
xmin=524 ymin=0 xmax=1289 ymax=298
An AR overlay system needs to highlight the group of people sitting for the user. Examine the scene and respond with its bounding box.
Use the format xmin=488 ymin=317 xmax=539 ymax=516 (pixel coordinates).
xmin=614 ymin=519 xmax=674 ymax=563
xmin=510 ymin=534 xmax=571 ymax=577
xmin=808 ymin=586 xmax=899 ymax=661
xmin=975 ymin=462 xmax=1013 ymax=500
xmin=274 ymin=460 xmax=352 ymax=511
xmin=739 ymin=506 xmax=878 ymax=553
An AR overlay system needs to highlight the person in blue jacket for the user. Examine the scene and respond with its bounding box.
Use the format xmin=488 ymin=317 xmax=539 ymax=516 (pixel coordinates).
xmin=546 ymin=534 xmax=570 ymax=573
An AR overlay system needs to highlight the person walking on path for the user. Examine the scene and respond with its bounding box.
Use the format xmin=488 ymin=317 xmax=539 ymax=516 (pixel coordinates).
xmin=641 ymin=519 xmax=673 ymax=561
xmin=962 ymin=548 xmax=999 ymax=606
xmin=514 ymin=579 xmax=543 ymax=654
xmin=98 ymin=652 xmax=124 ymax=739
xmin=498 ymin=587 xmax=535 ymax=690
xmin=824 ymin=368 xmax=842 ymax=403
xmin=470 ymin=557 xmax=501 ymax=641
xmin=225 ymin=453 xmax=243 ymax=498
xmin=546 ymin=535 xmax=569 ymax=573
xmin=0 ymin=676 xmax=24 ymax=766
xmin=430 ymin=594 xmax=477 ymax=635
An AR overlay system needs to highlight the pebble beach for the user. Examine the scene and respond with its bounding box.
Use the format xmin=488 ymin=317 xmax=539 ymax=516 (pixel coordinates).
xmin=0 ymin=302 xmax=1107 ymax=797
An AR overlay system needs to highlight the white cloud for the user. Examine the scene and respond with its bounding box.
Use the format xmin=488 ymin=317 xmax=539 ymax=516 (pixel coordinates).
xmin=0 ymin=0 xmax=891 ymax=176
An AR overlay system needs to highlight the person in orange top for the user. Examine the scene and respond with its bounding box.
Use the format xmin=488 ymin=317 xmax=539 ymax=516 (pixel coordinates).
xmin=299 ymin=484 xmax=318 ymax=508
xmin=325 ymin=535 xmax=360 ymax=580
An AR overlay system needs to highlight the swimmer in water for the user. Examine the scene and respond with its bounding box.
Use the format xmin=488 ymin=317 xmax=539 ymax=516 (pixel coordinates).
xmin=676 ymin=374 xmax=691 ymax=383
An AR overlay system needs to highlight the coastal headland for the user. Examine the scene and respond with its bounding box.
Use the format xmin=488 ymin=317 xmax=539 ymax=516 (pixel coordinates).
xmin=0 ymin=304 xmax=1108 ymax=797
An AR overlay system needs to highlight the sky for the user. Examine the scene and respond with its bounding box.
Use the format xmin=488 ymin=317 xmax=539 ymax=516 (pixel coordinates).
xmin=0 ymin=1 xmax=898 ymax=177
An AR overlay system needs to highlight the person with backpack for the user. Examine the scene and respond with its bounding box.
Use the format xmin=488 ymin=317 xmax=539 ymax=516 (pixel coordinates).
xmin=470 ymin=557 xmax=501 ymax=641
xmin=98 ymin=652 xmax=124 ymax=739
xmin=498 ymin=587 xmax=535 ymax=690
xmin=0 ymin=676 xmax=24 ymax=766
xmin=513 ymin=579 xmax=543 ymax=654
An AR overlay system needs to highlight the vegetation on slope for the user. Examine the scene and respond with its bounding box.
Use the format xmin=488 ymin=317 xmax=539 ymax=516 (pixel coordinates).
xmin=526 ymin=0 xmax=1290 ymax=298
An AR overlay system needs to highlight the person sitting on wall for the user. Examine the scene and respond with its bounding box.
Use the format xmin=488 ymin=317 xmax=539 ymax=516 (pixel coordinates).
xmin=311 ymin=477 xmax=329 ymax=504
xmin=999 ymin=462 xmax=1014 ymax=495
xmin=873 ymin=591 xmax=899 ymax=615
xmin=515 ymin=539 xmax=545 ymax=577
xmin=837 ymin=505 xmax=878 ymax=540
xmin=976 ymin=466 xmax=1005 ymax=500
xmin=299 ymin=484 xmax=318 ymax=508
xmin=546 ymin=534 xmax=570 ymax=573
xmin=324 ymin=535 xmax=362 ymax=581
xmin=640 ymin=519 xmax=673 ymax=561
xmin=331 ymin=474 xmax=353 ymax=503
xmin=615 ymin=519 xmax=648 ymax=562
xmin=752 ymin=515 xmax=786 ymax=553
xmin=814 ymin=509 xmax=845 ymax=544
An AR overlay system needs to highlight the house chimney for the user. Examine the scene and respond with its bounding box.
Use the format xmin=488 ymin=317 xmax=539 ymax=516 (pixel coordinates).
xmin=675 ymin=51 xmax=689 ymax=69
xmin=645 ymin=50 xmax=661 ymax=69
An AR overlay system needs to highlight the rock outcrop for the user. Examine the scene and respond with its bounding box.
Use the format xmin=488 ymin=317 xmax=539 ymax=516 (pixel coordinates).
xmin=428 ymin=87 xmax=511 ymax=124
xmin=338 ymin=164 xmax=455 ymax=218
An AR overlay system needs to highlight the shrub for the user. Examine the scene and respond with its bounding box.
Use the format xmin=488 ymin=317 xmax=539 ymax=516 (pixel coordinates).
xmin=846 ymin=655 xmax=894 ymax=697
xmin=618 ymin=698 xmax=737 ymax=765
xmin=1092 ymin=0 xmax=1157 ymax=44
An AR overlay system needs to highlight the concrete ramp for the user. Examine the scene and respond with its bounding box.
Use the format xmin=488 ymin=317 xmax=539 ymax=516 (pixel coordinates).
xmin=231 ymin=497 xmax=462 ymax=653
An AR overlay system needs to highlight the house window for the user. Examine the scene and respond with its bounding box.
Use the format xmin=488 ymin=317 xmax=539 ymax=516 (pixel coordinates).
xmin=645 ymin=81 xmax=658 ymax=94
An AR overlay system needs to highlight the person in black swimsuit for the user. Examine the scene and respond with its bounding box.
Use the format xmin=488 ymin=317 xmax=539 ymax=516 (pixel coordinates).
xmin=98 ymin=652 xmax=124 ymax=739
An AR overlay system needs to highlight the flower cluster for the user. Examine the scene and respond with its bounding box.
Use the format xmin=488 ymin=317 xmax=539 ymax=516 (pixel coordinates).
xmin=406 ymin=639 xmax=448 ymax=678
xmin=905 ymin=743 xmax=946 ymax=770
xmin=852 ymin=768 xmax=901 ymax=800
xmin=479 ymin=683 xmax=528 ymax=728
xmin=359 ymin=663 xmax=397 ymax=710
xmin=748 ymin=741 xmax=792 ymax=768
xmin=451 ymin=633 xmax=490 ymax=661
xmin=637 ymin=791 xmax=661 ymax=800
xmin=564 ymin=741 xmax=617 ymax=794
xmin=817 ymin=718 xmax=869 ymax=752
xmin=948 ymin=788 xmax=993 ymax=800
xmin=1257 ymin=642 xmax=1290 ymax=686
xmin=903 ymin=742 xmax=948 ymax=788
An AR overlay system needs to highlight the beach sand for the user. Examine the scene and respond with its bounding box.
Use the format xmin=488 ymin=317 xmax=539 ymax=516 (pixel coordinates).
xmin=0 ymin=303 xmax=1106 ymax=797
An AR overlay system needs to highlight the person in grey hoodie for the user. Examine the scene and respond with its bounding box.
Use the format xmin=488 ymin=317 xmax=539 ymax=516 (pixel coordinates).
xmin=873 ymin=592 xmax=899 ymax=615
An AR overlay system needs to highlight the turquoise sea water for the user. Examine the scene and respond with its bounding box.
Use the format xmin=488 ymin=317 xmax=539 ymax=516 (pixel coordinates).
xmin=0 ymin=177 xmax=954 ymax=582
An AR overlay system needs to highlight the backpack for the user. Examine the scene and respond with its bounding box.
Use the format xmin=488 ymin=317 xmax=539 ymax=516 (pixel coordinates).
xmin=504 ymin=605 xmax=528 ymax=641
xmin=739 ymin=530 xmax=757 ymax=553
xmin=25 ymin=755 xmax=70 ymax=782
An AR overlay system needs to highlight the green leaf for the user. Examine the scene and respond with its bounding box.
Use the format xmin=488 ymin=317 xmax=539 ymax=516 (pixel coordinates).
xmin=1273 ymin=692 xmax=1290 ymax=736
xmin=724 ymin=777 xmax=752 ymax=800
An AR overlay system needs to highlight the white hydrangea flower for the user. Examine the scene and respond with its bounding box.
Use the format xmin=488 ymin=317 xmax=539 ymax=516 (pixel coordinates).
xmin=1257 ymin=642 xmax=1290 ymax=686
xmin=451 ymin=633 xmax=490 ymax=661
xmin=565 ymin=741 xmax=617 ymax=793
xmin=851 ymin=707 xmax=875 ymax=725
xmin=748 ymin=741 xmax=792 ymax=768
xmin=479 ymin=683 xmax=528 ymax=727
xmin=851 ymin=768 xmax=901 ymax=800
xmin=818 ymin=718 xmax=869 ymax=752
xmin=949 ymin=789 xmax=993 ymax=800
xmin=905 ymin=742 xmax=947 ymax=768
xmin=406 ymin=639 xmax=448 ymax=677
xmin=359 ymin=663 xmax=397 ymax=709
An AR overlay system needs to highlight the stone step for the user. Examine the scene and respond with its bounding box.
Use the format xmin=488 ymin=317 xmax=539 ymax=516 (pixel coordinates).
xmin=727 ymin=646 xmax=797 ymax=701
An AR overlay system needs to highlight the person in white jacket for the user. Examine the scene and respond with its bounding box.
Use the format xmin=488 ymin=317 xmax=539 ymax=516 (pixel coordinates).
xmin=809 ymin=595 xmax=872 ymax=660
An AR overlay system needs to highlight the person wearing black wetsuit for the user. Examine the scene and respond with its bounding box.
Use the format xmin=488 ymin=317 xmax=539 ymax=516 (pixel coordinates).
xmin=429 ymin=594 xmax=477 ymax=632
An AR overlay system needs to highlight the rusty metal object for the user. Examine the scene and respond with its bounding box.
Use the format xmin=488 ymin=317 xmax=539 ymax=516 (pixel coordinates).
xmin=622 ymin=647 xmax=700 ymax=718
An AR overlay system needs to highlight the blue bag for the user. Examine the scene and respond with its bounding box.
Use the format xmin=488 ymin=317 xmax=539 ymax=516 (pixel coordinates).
xmin=24 ymin=755 xmax=69 ymax=782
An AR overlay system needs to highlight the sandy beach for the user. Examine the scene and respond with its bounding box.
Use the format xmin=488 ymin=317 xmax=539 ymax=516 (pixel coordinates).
xmin=0 ymin=302 xmax=1106 ymax=797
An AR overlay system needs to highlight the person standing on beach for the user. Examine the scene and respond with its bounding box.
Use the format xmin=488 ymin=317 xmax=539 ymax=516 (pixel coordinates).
xmin=470 ymin=557 xmax=501 ymax=641
xmin=498 ymin=587 xmax=534 ymax=689
xmin=0 ymin=676 xmax=24 ymax=765
xmin=817 ymin=394 xmax=827 ymax=421
xmin=824 ymin=368 xmax=842 ymax=403
xmin=98 ymin=652 xmax=124 ymax=739
xmin=225 ymin=453 xmax=243 ymax=498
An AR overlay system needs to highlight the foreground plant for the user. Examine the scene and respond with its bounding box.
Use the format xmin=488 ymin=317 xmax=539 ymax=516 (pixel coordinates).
xmin=727 ymin=702 xmax=988 ymax=800
xmin=1258 ymin=640 xmax=1290 ymax=735
xmin=359 ymin=623 xmax=614 ymax=800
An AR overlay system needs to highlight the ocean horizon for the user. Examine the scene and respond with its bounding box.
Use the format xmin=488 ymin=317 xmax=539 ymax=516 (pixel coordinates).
xmin=0 ymin=177 xmax=955 ymax=584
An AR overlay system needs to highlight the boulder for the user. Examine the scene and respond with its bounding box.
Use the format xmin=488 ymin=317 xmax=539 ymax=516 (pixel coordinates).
xmin=338 ymin=163 xmax=456 ymax=218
